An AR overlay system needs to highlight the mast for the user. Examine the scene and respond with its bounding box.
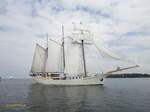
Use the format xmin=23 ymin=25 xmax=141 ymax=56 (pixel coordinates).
xmin=62 ymin=25 xmax=66 ymax=72
xmin=44 ymin=33 xmax=49 ymax=72
xmin=81 ymin=40 xmax=87 ymax=77
xmin=46 ymin=33 xmax=48 ymax=49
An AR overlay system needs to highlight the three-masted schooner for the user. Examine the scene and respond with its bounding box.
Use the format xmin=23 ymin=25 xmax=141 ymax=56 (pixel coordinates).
xmin=29 ymin=23 xmax=139 ymax=85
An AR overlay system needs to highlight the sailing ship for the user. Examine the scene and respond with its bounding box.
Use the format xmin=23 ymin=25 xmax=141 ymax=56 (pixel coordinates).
xmin=29 ymin=23 xmax=139 ymax=85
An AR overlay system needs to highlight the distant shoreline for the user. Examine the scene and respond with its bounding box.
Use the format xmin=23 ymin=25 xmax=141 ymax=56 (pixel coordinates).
xmin=107 ymin=73 xmax=150 ymax=78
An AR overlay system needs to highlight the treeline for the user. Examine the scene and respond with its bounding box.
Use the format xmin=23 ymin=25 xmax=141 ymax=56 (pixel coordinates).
xmin=107 ymin=73 xmax=150 ymax=78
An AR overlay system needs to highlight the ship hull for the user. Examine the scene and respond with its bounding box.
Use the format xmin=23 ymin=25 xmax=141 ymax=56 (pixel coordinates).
xmin=32 ymin=76 xmax=104 ymax=86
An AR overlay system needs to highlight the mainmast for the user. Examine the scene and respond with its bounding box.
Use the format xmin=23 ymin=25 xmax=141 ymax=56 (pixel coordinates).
xmin=62 ymin=25 xmax=66 ymax=72
xmin=81 ymin=40 xmax=87 ymax=77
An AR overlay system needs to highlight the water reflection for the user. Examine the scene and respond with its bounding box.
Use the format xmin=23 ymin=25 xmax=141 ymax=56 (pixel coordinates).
xmin=27 ymin=84 xmax=105 ymax=112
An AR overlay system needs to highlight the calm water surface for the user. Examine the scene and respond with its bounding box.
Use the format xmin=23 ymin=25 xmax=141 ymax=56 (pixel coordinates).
xmin=0 ymin=78 xmax=150 ymax=112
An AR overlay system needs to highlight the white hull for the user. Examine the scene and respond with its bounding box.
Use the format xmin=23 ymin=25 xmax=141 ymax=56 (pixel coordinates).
xmin=33 ymin=76 xmax=104 ymax=86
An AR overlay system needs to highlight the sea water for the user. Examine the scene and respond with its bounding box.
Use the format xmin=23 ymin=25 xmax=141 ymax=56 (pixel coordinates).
xmin=0 ymin=78 xmax=150 ymax=112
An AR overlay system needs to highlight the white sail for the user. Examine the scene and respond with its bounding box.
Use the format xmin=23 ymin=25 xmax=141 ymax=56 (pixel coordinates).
xmin=72 ymin=22 xmax=91 ymax=41
xmin=93 ymin=41 xmax=123 ymax=61
xmin=31 ymin=44 xmax=47 ymax=73
xmin=64 ymin=39 xmax=84 ymax=76
xmin=72 ymin=31 xmax=91 ymax=41
xmin=45 ymin=40 xmax=63 ymax=73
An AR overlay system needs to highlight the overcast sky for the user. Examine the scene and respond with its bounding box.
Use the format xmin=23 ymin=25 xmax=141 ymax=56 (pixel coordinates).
xmin=0 ymin=0 xmax=150 ymax=78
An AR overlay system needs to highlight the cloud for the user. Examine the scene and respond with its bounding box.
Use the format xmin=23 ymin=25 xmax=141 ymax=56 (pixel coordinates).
xmin=0 ymin=0 xmax=150 ymax=78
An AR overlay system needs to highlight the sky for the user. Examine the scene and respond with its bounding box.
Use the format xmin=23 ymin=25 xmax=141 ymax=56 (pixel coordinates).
xmin=0 ymin=0 xmax=150 ymax=78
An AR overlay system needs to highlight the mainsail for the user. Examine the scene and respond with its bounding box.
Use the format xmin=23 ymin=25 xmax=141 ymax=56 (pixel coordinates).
xmin=45 ymin=40 xmax=64 ymax=73
xmin=64 ymin=39 xmax=85 ymax=76
xmin=31 ymin=44 xmax=47 ymax=73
